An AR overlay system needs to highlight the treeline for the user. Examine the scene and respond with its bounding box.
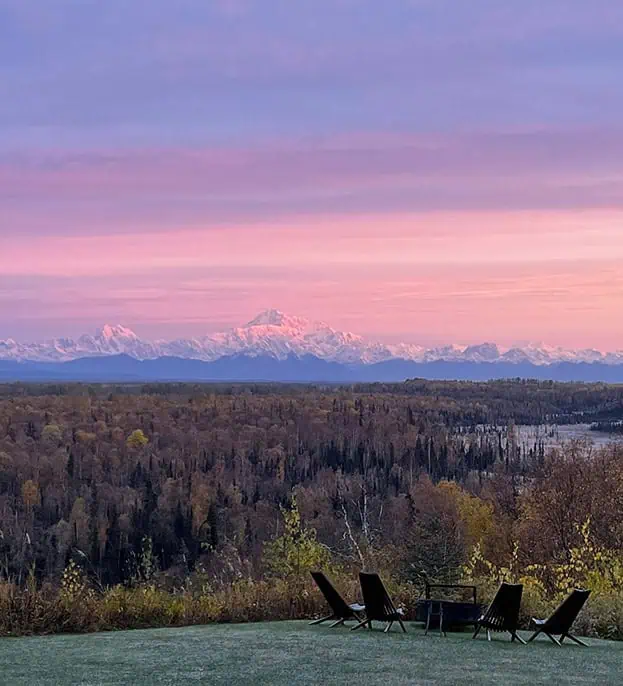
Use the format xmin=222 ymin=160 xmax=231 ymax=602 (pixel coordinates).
xmin=0 ymin=381 xmax=622 ymax=638
xmin=592 ymin=421 xmax=623 ymax=434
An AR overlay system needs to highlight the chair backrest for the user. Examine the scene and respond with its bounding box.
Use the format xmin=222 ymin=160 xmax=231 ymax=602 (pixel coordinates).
xmin=310 ymin=571 xmax=352 ymax=617
xmin=544 ymin=589 xmax=591 ymax=634
xmin=359 ymin=572 xmax=399 ymax=620
xmin=481 ymin=582 xmax=523 ymax=631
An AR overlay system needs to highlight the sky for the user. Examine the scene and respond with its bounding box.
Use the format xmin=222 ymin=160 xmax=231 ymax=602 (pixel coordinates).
xmin=2 ymin=0 xmax=623 ymax=348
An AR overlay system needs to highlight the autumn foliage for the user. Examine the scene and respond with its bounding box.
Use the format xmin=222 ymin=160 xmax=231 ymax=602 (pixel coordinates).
xmin=0 ymin=382 xmax=622 ymax=637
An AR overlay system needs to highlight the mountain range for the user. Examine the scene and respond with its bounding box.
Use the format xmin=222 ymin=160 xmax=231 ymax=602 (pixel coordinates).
xmin=2 ymin=309 xmax=622 ymax=367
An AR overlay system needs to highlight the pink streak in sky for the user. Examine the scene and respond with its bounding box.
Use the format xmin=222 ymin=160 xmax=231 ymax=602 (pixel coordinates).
xmin=2 ymin=209 xmax=623 ymax=349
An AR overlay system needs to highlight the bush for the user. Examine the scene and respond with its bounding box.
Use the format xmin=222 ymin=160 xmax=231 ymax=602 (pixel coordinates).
xmin=0 ymin=570 xmax=347 ymax=636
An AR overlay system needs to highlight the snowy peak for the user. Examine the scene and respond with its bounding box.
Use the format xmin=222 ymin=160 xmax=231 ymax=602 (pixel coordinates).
xmin=246 ymin=309 xmax=308 ymax=330
xmin=204 ymin=311 xmax=375 ymax=363
xmin=463 ymin=342 xmax=501 ymax=362
xmin=1 ymin=312 xmax=621 ymax=367
xmin=97 ymin=324 xmax=139 ymax=341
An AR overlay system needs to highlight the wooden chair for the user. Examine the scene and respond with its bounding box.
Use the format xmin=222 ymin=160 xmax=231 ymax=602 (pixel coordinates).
xmin=473 ymin=582 xmax=525 ymax=644
xmin=528 ymin=589 xmax=591 ymax=646
xmin=352 ymin=572 xmax=407 ymax=633
xmin=309 ymin=571 xmax=365 ymax=627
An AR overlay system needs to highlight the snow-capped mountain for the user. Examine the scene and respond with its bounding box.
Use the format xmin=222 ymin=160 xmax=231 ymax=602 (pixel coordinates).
xmin=0 ymin=325 xmax=159 ymax=362
xmin=200 ymin=309 xmax=393 ymax=364
xmin=1 ymin=309 xmax=621 ymax=366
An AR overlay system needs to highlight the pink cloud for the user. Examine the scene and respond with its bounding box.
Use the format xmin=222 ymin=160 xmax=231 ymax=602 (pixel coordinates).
xmin=3 ymin=257 xmax=623 ymax=350
xmin=4 ymin=129 xmax=623 ymax=192
xmin=2 ymin=128 xmax=623 ymax=238
xmin=3 ymin=209 xmax=623 ymax=276
xmin=3 ymin=129 xmax=623 ymax=347
xmin=2 ymin=208 xmax=623 ymax=349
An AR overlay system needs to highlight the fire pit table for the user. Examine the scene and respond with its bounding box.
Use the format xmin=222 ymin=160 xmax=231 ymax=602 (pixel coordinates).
xmin=415 ymin=584 xmax=483 ymax=636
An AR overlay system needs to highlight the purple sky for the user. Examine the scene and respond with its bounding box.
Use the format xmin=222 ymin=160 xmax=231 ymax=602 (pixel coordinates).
xmin=2 ymin=1 xmax=623 ymax=346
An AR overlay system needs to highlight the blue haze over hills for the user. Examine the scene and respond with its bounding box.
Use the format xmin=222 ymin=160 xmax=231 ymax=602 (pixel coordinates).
xmin=2 ymin=354 xmax=623 ymax=384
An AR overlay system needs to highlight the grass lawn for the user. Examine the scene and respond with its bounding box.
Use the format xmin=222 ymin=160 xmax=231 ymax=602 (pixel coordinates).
xmin=0 ymin=621 xmax=621 ymax=685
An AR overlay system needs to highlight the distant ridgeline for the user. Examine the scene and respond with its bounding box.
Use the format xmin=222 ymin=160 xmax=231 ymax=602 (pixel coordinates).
xmin=4 ymin=353 xmax=623 ymax=383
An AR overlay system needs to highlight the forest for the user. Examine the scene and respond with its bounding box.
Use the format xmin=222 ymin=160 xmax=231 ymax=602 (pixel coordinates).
xmin=0 ymin=380 xmax=622 ymax=637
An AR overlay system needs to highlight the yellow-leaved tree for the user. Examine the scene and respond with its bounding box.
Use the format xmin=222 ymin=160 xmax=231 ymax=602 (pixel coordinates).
xmin=126 ymin=429 xmax=149 ymax=451
xmin=263 ymin=496 xmax=330 ymax=579
xmin=263 ymin=495 xmax=331 ymax=617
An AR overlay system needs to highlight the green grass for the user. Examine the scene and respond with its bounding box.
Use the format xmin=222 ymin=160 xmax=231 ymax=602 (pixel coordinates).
xmin=1 ymin=621 xmax=621 ymax=685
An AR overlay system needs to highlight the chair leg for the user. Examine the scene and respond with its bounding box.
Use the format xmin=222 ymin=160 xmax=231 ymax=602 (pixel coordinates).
xmin=329 ymin=619 xmax=345 ymax=628
xmin=527 ymin=630 xmax=541 ymax=643
xmin=545 ymin=633 xmax=561 ymax=646
xmin=309 ymin=614 xmax=334 ymax=626
xmin=512 ymin=632 xmax=527 ymax=645
xmin=351 ymin=618 xmax=370 ymax=631
xmin=425 ymin=605 xmax=432 ymax=635
xmin=487 ymin=630 xmax=492 ymax=641
xmin=565 ymin=634 xmax=588 ymax=647
xmin=398 ymin=618 xmax=407 ymax=633
xmin=472 ymin=625 xmax=481 ymax=639
xmin=384 ymin=621 xmax=393 ymax=633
